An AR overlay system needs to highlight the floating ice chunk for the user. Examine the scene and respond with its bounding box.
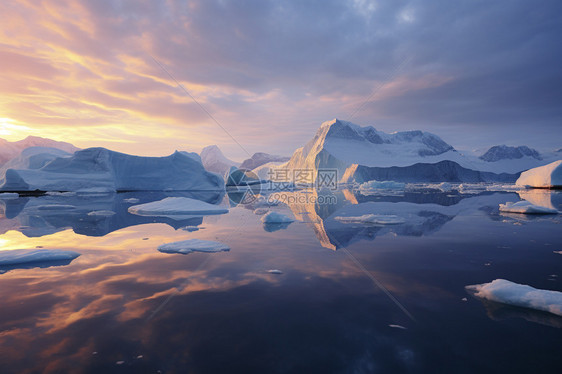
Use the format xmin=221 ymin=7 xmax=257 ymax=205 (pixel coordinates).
xmin=158 ymin=239 xmax=230 ymax=254
xmin=267 ymin=269 xmax=283 ymax=274
xmin=36 ymin=204 xmax=76 ymax=210
xmin=359 ymin=180 xmax=405 ymax=194
xmin=46 ymin=191 xmax=76 ymax=196
xmin=466 ymin=279 xmax=562 ymax=316
xmin=261 ymin=211 xmax=294 ymax=223
xmin=87 ymin=210 xmax=116 ymax=216
xmin=0 ymin=249 xmax=80 ymax=265
xmin=0 ymin=192 xmax=18 ymax=199
xmin=388 ymin=324 xmax=407 ymax=330
xmin=335 ymin=214 xmax=406 ymax=225
xmin=554 ymin=251 xmax=562 ymax=255
xmin=516 ymin=160 xmax=562 ymax=188
xmin=123 ymin=198 xmax=140 ymax=203
xmin=128 ymin=197 xmax=228 ymax=216
xmin=499 ymin=201 xmax=559 ymax=214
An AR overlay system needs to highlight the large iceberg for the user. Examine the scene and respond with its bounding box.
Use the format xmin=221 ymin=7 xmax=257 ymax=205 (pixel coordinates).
xmin=466 ymin=279 xmax=562 ymax=317
xmin=0 ymin=147 xmax=224 ymax=192
xmin=275 ymin=119 xmax=526 ymax=185
xmin=515 ymin=160 xmax=562 ymax=188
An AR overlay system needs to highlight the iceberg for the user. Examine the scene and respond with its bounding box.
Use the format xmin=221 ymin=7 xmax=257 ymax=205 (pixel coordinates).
xmin=0 ymin=147 xmax=224 ymax=192
xmin=239 ymin=152 xmax=290 ymax=171
xmin=334 ymin=214 xmax=406 ymax=225
xmin=499 ymin=201 xmax=559 ymax=214
xmin=276 ymin=119 xmax=524 ymax=185
xmin=261 ymin=211 xmax=294 ymax=223
xmin=466 ymin=279 xmax=562 ymax=317
xmin=128 ymin=197 xmax=228 ymax=216
xmin=516 ymin=160 xmax=562 ymax=188
xmin=200 ymin=145 xmax=239 ymax=175
xmin=158 ymin=239 xmax=230 ymax=254
xmin=0 ymin=249 xmax=80 ymax=266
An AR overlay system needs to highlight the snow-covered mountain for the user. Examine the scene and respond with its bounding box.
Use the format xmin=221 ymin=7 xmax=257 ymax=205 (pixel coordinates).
xmin=479 ymin=145 xmax=542 ymax=162
xmin=0 ymin=136 xmax=79 ymax=165
xmin=0 ymin=147 xmax=224 ymax=192
xmin=240 ymin=152 xmax=290 ymax=170
xmin=277 ymin=119 xmax=548 ymax=184
xmin=200 ymin=145 xmax=239 ymax=175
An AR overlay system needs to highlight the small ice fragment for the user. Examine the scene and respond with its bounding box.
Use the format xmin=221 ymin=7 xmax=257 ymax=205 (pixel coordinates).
xmin=92 ymin=352 xmax=98 ymax=355
xmin=180 ymin=226 xmax=200 ymax=232
xmin=87 ymin=210 xmax=116 ymax=217
xmin=484 ymin=262 xmax=491 ymax=266
xmin=123 ymin=198 xmax=140 ymax=203
xmin=142 ymin=238 xmax=149 ymax=240
xmin=136 ymin=355 xmax=143 ymax=359
xmin=267 ymin=269 xmax=283 ymax=274
xmin=554 ymin=251 xmax=562 ymax=255
xmin=389 ymin=324 xmax=407 ymax=330
xmin=461 ymin=297 xmax=468 ymax=302
xmin=116 ymin=361 xmax=124 ymax=365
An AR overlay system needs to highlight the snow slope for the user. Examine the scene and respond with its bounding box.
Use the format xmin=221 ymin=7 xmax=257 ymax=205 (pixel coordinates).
xmin=0 ymin=147 xmax=224 ymax=192
xmin=200 ymin=145 xmax=239 ymax=175
xmin=278 ymin=119 xmax=533 ymax=184
xmin=0 ymin=136 xmax=78 ymax=165
xmin=516 ymin=160 xmax=562 ymax=188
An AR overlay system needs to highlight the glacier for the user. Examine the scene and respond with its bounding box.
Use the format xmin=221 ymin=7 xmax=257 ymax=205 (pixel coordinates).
xmin=0 ymin=147 xmax=224 ymax=192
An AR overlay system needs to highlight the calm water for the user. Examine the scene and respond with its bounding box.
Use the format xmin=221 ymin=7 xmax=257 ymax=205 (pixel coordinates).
xmin=0 ymin=188 xmax=561 ymax=373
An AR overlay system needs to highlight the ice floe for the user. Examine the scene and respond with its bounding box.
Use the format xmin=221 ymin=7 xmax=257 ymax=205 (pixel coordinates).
xmin=0 ymin=249 xmax=80 ymax=266
xmin=466 ymin=279 xmax=562 ymax=316
xmin=157 ymin=239 xmax=230 ymax=254
xmin=499 ymin=201 xmax=559 ymax=214
xmin=128 ymin=197 xmax=228 ymax=216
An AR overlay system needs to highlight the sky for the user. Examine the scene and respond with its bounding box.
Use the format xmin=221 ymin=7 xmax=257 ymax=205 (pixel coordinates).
xmin=0 ymin=0 xmax=561 ymax=160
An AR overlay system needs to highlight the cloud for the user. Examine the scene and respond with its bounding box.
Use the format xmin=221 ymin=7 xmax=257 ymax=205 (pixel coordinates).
xmin=0 ymin=0 xmax=560 ymax=157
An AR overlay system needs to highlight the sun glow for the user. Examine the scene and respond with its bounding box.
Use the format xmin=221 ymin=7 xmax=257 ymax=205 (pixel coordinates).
xmin=0 ymin=118 xmax=35 ymax=141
